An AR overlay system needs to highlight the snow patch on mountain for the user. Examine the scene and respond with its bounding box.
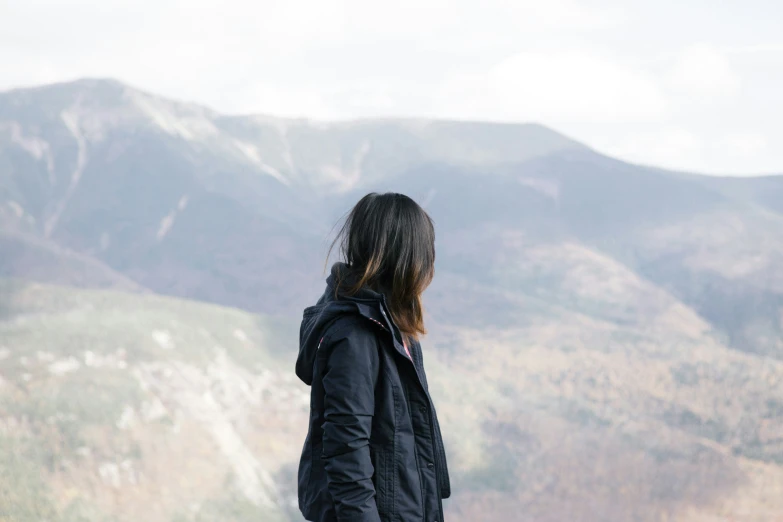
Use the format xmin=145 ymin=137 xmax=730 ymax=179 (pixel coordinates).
xmin=157 ymin=195 xmax=189 ymax=241
xmin=230 ymin=139 xmax=289 ymax=185
xmin=45 ymin=110 xmax=88 ymax=237
xmin=0 ymin=121 xmax=55 ymax=173
xmin=128 ymin=90 xmax=218 ymax=141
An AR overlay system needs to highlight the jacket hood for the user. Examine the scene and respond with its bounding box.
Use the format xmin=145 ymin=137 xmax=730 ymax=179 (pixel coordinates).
xmin=295 ymin=262 xmax=400 ymax=386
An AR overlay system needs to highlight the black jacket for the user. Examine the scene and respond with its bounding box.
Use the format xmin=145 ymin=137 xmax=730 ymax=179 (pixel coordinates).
xmin=296 ymin=263 xmax=451 ymax=522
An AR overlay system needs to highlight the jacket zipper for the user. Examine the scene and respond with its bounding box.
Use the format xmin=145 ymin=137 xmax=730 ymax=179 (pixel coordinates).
xmin=419 ymin=355 xmax=445 ymax=522
xmin=402 ymin=380 xmax=430 ymax=521
xmin=405 ymin=354 xmax=445 ymax=522
xmin=428 ymin=413 xmax=444 ymax=521
xmin=405 ymin=337 xmax=445 ymax=522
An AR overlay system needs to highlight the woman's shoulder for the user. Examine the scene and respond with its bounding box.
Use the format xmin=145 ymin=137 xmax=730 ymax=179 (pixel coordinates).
xmin=323 ymin=314 xmax=384 ymax=344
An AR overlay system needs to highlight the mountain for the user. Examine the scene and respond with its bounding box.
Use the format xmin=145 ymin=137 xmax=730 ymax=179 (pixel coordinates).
xmin=1 ymin=79 xmax=782 ymax=521
xmin=0 ymin=78 xmax=586 ymax=315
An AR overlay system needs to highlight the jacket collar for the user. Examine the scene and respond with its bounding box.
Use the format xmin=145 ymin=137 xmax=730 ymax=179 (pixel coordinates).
xmin=326 ymin=262 xmax=407 ymax=349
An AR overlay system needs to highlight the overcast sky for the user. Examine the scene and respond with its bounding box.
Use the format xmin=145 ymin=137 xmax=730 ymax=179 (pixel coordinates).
xmin=1 ymin=0 xmax=781 ymax=175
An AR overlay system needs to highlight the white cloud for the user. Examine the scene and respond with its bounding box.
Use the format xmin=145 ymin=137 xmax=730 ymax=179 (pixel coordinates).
xmin=666 ymin=43 xmax=740 ymax=100
xmin=435 ymin=50 xmax=668 ymax=124
xmin=0 ymin=0 xmax=781 ymax=174
xmin=598 ymin=129 xmax=705 ymax=170
xmin=594 ymin=128 xmax=775 ymax=174
xmin=719 ymin=132 xmax=769 ymax=159
xmin=725 ymin=43 xmax=783 ymax=55
xmin=225 ymin=84 xmax=340 ymax=119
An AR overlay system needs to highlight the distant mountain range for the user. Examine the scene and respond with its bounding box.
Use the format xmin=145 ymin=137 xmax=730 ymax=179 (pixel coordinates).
xmin=1 ymin=79 xmax=782 ymax=522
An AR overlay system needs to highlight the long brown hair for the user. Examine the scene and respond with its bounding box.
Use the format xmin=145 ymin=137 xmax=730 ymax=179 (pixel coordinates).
xmin=328 ymin=192 xmax=435 ymax=341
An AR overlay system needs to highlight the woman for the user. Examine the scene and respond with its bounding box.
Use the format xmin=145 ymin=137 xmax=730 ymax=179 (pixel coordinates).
xmin=295 ymin=192 xmax=451 ymax=522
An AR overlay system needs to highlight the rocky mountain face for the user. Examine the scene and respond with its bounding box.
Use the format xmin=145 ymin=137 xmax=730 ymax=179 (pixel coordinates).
xmin=1 ymin=79 xmax=782 ymax=521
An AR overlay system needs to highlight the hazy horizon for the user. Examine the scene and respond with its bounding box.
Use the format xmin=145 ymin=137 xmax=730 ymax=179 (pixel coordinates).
xmin=2 ymin=0 xmax=782 ymax=176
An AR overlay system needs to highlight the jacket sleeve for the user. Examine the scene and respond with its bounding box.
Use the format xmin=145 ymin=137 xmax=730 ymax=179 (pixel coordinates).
xmin=321 ymin=326 xmax=382 ymax=522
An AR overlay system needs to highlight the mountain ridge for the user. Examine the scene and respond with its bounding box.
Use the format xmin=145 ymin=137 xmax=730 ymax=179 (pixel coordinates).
xmin=0 ymin=77 xmax=587 ymax=144
xmin=6 ymin=78 xmax=782 ymax=179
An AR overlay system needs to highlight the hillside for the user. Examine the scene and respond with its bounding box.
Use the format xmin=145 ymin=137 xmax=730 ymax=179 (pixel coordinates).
xmin=2 ymin=276 xmax=783 ymax=521
xmin=1 ymin=79 xmax=783 ymax=521
xmin=0 ymin=280 xmax=303 ymax=522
